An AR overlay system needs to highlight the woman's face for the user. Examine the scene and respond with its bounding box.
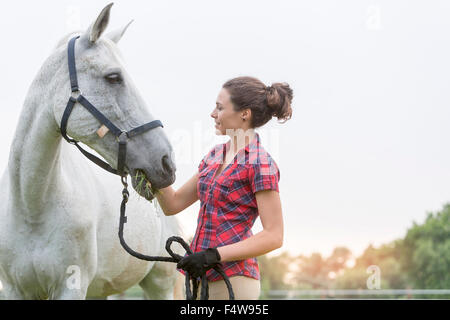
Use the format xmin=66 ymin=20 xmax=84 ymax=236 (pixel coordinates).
xmin=211 ymin=88 xmax=251 ymax=136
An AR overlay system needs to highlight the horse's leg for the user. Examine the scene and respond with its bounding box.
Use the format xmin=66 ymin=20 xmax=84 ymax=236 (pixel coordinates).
xmin=46 ymin=244 xmax=96 ymax=299
xmin=50 ymin=288 xmax=87 ymax=300
xmin=0 ymin=276 xmax=88 ymax=300
xmin=173 ymin=272 xmax=186 ymax=300
xmin=0 ymin=280 xmax=26 ymax=300
xmin=138 ymin=261 xmax=184 ymax=300
xmin=49 ymin=275 xmax=90 ymax=300
xmin=48 ymin=259 xmax=100 ymax=300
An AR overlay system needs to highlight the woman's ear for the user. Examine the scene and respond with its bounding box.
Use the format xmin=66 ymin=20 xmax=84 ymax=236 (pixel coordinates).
xmin=241 ymin=108 xmax=251 ymax=121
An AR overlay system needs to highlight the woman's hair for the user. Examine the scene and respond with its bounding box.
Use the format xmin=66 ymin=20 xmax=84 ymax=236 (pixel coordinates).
xmin=222 ymin=76 xmax=293 ymax=128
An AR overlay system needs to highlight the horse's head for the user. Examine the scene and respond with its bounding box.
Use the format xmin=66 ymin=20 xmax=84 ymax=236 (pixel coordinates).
xmin=53 ymin=3 xmax=176 ymax=200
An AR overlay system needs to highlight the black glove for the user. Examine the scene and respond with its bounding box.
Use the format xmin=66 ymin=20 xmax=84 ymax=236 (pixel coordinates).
xmin=177 ymin=248 xmax=221 ymax=278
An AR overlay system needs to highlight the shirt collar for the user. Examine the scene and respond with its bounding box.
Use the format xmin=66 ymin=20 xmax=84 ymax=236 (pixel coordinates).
xmin=245 ymin=131 xmax=260 ymax=153
xmin=223 ymin=132 xmax=260 ymax=155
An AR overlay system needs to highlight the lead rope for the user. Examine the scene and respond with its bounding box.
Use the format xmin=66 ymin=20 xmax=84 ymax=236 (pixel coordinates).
xmin=117 ymin=176 xmax=235 ymax=300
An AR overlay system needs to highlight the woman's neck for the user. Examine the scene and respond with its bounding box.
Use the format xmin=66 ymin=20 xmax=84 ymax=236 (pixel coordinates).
xmin=225 ymin=129 xmax=256 ymax=158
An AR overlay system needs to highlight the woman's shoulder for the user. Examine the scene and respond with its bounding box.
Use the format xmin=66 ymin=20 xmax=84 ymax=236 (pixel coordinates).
xmin=248 ymin=142 xmax=278 ymax=168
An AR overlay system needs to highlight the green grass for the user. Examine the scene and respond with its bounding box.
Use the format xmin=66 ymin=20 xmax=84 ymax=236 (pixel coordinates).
xmin=133 ymin=170 xmax=163 ymax=202
xmin=108 ymin=285 xmax=146 ymax=300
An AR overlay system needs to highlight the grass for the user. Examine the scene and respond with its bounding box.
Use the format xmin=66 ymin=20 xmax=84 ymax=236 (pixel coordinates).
xmin=133 ymin=170 xmax=163 ymax=202
xmin=108 ymin=285 xmax=146 ymax=300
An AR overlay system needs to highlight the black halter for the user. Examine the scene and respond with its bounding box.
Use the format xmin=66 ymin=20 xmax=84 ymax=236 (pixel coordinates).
xmin=60 ymin=36 xmax=163 ymax=177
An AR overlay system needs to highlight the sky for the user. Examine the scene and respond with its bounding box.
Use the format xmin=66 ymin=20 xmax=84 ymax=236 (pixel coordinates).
xmin=1 ymin=0 xmax=449 ymax=259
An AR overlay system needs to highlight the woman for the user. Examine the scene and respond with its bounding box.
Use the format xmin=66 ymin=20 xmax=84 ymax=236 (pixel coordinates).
xmin=155 ymin=76 xmax=293 ymax=299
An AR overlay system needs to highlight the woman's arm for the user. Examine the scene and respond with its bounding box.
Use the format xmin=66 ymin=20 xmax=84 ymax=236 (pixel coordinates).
xmin=216 ymin=190 xmax=284 ymax=262
xmin=155 ymin=173 xmax=199 ymax=216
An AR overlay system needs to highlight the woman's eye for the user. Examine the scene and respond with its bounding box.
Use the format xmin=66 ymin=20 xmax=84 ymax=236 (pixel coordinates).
xmin=105 ymin=73 xmax=123 ymax=84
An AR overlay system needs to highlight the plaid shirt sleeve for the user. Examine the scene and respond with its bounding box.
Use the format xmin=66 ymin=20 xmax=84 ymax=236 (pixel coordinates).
xmin=248 ymin=157 xmax=280 ymax=194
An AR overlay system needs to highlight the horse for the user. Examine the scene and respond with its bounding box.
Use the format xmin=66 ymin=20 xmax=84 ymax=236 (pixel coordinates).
xmin=0 ymin=3 xmax=185 ymax=300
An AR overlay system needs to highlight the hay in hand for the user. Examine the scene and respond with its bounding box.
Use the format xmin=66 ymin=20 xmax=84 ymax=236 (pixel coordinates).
xmin=134 ymin=170 xmax=162 ymax=202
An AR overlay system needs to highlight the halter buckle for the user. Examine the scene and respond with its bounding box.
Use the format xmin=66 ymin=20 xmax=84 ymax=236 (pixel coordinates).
xmin=70 ymin=89 xmax=83 ymax=100
xmin=117 ymin=131 xmax=129 ymax=144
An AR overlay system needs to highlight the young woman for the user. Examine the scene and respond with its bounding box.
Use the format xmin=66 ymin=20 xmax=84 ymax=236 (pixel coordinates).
xmin=156 ymin=76 xmax=293 ymax=299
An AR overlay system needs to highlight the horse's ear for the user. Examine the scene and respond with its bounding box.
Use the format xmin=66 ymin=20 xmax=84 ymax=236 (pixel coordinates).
xmin=81 ymin=3 xmax=114 ymax=45
xmin=106 ymin=20 xmax=134 ymax=44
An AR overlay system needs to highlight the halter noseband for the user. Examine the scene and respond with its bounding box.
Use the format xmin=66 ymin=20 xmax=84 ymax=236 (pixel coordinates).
xmin=60 ymin=36 xmax=163 ymax=177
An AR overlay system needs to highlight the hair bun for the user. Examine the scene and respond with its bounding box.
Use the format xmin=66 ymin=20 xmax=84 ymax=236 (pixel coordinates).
xmin=265 ymin=82 xmax=293 ymax=123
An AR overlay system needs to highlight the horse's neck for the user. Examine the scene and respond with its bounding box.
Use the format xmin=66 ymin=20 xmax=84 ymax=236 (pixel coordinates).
xmin=9 ymin=53 xmax=65 ymax=220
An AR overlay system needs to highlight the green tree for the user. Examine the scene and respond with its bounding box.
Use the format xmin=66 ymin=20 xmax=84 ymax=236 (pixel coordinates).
xmin=259 ymin=252 xmax=292 ymax=292
xmin=400 ymin=203 xmax=450 ymax=289
xmin=259 ymin=203 xmax=450 ymax=299
xmin=326 ymin=247 xmax=352 ymax=274
xmin=293 ymin=252 xmax=330 ymax=289
xmin=334 ymin=240 xmax=409 ymax=291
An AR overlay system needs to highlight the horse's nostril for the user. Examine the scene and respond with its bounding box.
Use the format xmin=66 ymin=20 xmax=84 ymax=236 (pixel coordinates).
xmin=162 ymin=154 xmax=172 ymax=173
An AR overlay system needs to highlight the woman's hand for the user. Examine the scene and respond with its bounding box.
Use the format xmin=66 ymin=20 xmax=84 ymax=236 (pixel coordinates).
xmin=177 ymin=248 xmax=222 ymax=278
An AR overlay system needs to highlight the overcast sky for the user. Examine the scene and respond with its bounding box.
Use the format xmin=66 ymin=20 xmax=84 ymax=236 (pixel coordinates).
xmin=1 ymin=0 xmax=449 ymax=259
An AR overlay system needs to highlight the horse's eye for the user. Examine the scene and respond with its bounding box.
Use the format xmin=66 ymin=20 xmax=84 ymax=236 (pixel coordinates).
xmin=105 ymin=73 xmax=123 ymax=84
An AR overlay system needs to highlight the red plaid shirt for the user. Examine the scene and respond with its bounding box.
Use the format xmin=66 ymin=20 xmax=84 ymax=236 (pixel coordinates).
xmin=179 ymin=132 xmax=280 ymax=282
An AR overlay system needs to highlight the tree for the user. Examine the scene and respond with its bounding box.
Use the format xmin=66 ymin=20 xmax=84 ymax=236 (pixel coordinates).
xmin=326 ymin=247 xmax=352 ymax=274
xmin=259 ymin=202 xmax=450 ymax=299
xmin=258 ymin=252 xmax=292 ymax=291
xmin=400 ymin=203 xmax=450 ymax=289
xmin=291 ymin=248 xmax=351 ymax=289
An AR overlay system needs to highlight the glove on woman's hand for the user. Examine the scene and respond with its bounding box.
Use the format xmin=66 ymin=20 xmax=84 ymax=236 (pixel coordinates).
xmin=177 ymin=248 xmax=221 ymax=278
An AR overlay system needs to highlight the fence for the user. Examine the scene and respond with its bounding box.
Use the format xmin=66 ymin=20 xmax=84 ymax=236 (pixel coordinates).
xmin=264 ymin=289 xmax=450 ymax=299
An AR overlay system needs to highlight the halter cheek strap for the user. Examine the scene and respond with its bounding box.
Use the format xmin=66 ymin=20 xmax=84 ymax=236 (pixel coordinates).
xmin=60 ymin=36 xmax=163 ymax=177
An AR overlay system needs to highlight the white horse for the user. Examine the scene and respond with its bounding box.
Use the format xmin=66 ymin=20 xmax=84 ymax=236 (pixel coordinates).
xmin=0 ymin=3 xmax=185 ymax=300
